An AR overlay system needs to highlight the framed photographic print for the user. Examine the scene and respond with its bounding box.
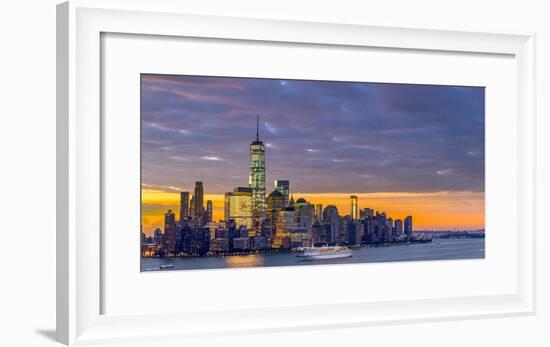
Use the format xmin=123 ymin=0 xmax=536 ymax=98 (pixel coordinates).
xmin=139 ymin=75 xmax=486 ymax=272
xmin=57 ymin=1 xmax=536 ymax=345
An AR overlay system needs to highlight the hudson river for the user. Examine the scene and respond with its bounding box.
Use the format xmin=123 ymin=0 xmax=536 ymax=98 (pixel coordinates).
xmin=141 ymin=238 xmax=484 ymax=271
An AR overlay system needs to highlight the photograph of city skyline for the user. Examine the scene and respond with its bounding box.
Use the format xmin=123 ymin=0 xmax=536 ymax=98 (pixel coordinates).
xmin=140 ymin=74 xmax=485 ymax=271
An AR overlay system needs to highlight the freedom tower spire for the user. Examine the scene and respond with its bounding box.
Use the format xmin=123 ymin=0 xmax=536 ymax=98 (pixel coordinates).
xmin=249 ymin=114 xmax=266 ymax=231
xmin=256 ymin=113 xmax=259 ymax=142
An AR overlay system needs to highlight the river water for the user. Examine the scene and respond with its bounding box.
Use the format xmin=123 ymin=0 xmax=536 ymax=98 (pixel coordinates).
xmin=141 ymin=238 xmax=485 ymax=271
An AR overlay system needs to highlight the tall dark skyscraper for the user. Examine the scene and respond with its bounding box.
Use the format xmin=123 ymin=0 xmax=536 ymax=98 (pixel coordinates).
xmin=179 ymin=191 xmax=189 ymax=223
xmin=224 ymin=192 xmax=233 ymax=222
xmin=274 ymin=180 xmax=290 ymax=206
xmin=194 ymin=181 xmax=204 ymax=225
xmin=206 ymin=200 xmax=213 ymax=223
xmin=404 ymin=216 xmax=413 ymax=236
xmin=395 ymin=219 xmax=403 ymax=236
xmin=323 ymin=205 xmax=339 ymax=243
xmin=249 ymin=115 xmax=266 ymax=225
xmin=189 ymin=195 xmax=195 ymax=219
xmin=164 ymin=209 xmax=177 ymax=251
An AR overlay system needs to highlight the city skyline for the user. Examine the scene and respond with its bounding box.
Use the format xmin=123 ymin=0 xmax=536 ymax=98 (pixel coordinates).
xmin=141 ymin=74 xmax=485 ymax=235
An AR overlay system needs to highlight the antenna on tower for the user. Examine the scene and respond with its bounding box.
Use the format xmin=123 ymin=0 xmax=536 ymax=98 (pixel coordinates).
xmin=256 ymin=114 xmax=259 ymax=141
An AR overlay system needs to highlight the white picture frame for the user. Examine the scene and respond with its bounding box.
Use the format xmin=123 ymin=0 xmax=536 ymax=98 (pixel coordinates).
xmin=56 ymin=1 xmax=536 ymax=345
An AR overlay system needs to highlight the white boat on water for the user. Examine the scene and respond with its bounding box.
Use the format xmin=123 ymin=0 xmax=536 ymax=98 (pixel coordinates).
xmin=159 ymin=263 xmax=174 ymax=269
xmin=297 ymin=246 xmax=353 ymax=261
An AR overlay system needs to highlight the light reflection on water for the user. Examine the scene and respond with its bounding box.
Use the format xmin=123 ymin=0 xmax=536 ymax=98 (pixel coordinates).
xmin=141 ymin=238 xmax=485 ymax=271
xmin=224 ymin=254 xmax=264 ymax=267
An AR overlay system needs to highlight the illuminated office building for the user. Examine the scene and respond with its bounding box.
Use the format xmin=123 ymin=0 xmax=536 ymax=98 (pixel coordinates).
xmin=249 ymin=115 xmax=266 ymax=224
xmin=229 ymin=187 xmax=253 ymax=229
xmin=314 ymin=204 xmax=323 ymax=223
xmin=273 ymin=207 xmax=297 ymax=248
xmin=350 ymin=195 xmax=358 ymax=220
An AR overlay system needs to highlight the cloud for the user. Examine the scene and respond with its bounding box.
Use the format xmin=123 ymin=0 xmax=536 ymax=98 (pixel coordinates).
xmin=141 ymin=74 xmax=485 ymax=196
xmin=201 ymin=156 xmax=224 ymax=161
xmin=436 ymin=168 xmax=455 ymax=176
xmin=170 ymin=156 xmax=188 ymax=161
xmin=264 ymin=122 xmax=279 ymax=135
xmin=467 ymin=150 xmax=483 ymax=157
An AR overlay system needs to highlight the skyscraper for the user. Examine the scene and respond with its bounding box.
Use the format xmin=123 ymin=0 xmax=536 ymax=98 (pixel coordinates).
xmin=267 ymin=191 xmax=285 ymax=210
xmin=206 ymin=200 xmax=213 ymax=223
xmin=164 ymin=209 xmax=177 ymax=251
xmin=323 ymin=205 xmax=339 ymax=225
xmin=229 ymin=187 xmax=253 ymax=229
xmin=314 ymin=204 xmax=323 ymax=223
xmin=153 ymin=227 xmax=163 ymax=246
xmin=224 ymin=192 xmax=233 ymax=222
xmin=360 ymin=208 xmax=374 ymax=220
xmin=295 ymin=198 xmax=314 ymax=232
xmin=249 ymin=115 xmax=266 ymax=225
xmin=404 ymin=216 xmax=413 ymax=236
xmin=267 ymin=190 xmax=285 ymax=237
xmin=274 ymin=180 xmax=289 ymax=206
xmin=179 ymin=191 xmax=189 ymax=223
xmin=194 ymin=181 xmax=204 ymax=225
xmin=350 ymin=195 xmax=358 ymax=220
xmin=189 ymin=195 xmax=195 ymax=220
xmin=274 ymin=207 xmax=297 ymax=249
xmin=323 ymin=205 xmax=340 ymax=243
xmin=395 ymin=219 xmax=403 ymax=236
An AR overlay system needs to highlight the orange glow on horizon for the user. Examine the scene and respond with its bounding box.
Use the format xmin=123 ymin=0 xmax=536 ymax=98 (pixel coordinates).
xmin=141 ymin=188 xmax=484 ymax=235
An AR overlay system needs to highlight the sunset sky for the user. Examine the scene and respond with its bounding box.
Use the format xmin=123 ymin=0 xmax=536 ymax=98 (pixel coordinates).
xmin=141 ymin=74 xmax=485 ymax=235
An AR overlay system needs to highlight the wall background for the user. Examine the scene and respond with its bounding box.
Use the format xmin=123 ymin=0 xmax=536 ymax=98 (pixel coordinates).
xmin=0 ymin=0 xmax=547 ymax=346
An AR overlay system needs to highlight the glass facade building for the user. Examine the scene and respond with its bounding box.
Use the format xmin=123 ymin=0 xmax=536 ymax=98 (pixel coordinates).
xmin=249 ymin=116 xmax=267 ymax=225
xmin=274 ymin=180 xmax=290 ymax=206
